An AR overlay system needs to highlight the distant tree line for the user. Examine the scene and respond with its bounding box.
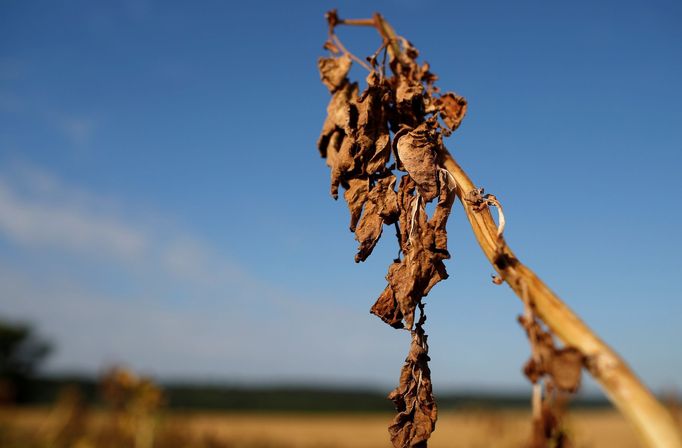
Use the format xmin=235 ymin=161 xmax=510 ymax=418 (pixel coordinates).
xmin=0 ymin=317 xmax=611 ymax=411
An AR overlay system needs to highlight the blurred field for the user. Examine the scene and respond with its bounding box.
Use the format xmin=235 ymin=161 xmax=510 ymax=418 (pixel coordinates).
xmin=167 ymin=410 xmax=644 ymax=447
xmin=0 ymin=407 xmax=651 ymax=447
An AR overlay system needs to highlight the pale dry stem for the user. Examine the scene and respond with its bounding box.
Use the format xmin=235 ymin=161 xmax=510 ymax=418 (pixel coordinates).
xmin=440 ymin=151 xmax=682 ymax=448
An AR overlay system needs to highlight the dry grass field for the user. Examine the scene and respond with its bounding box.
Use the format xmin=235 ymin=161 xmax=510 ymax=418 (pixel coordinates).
xmin=0 ymin=407 xmax=661 ymax=447
xmin=164 ymin=410 xmax=643 ymax=448
xmin=161 ymin=411 xmax=638 ymax=448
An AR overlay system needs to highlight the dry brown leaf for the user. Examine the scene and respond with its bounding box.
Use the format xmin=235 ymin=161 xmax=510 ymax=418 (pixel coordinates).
xmin=370 ymin=287 xmax=404 ymax=329
xmin=384 ymin=260 xmax=418 ymax=329
xmin=394 ymin=123 xmax=440 ymax=203
xmin=419 ymin=62 xmax=438 ymax=90
xmin=331 ymin=134 xmax=362 ymax=199
xmin=519 ymin=316 xmax=584 ymax=392
xmin=396 ymin=77 xmax=423 ymax=107
xmin=518 ymin=314 xmax=583 ymax=447
xmin=355 ymin=80 xmax=392 ymax=176
xmin=395 ymin=77 xmax=425 ymax=125
xmin=344 ymin=177 xmax=369 ymax=232
xmin=396 ymin=174 xmax=417 ymax=252
xmin=434 ymin=93 xmax=467 ymax=132
xmin=430 ymin=171 xmax=456 ymax=254
xmin=317 ymin=80 xmax=357 ymax=158
xmin=317 ymin=75 xmax=359 ymax=199
xmin=366 ymin=133 xmax=391 ymax=175
xmin=550 ymin=348 xmax=583 ymax=393
xmin=388 ymin=310 xmax=437 ymax=448
xmin=318 ymin=55 xmax=352 ymax=92
xmin=354 ymin=175 xmax=399 ymax=262
xmin=372 ymin=175 xmax=454 ymax=329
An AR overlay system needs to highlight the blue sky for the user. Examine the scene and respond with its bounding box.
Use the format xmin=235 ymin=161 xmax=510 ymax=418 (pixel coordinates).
xmin=1 ymin=0 xmax=680 ymax=395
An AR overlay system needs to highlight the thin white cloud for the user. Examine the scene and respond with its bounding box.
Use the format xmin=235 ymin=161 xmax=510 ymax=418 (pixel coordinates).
xmin=0 ymin=164 xmax=245 ymax=281
xmin=0 ymin=163 xmax=266 ymax=304
xmin=161 ymin=238 xmax=246 ymax=286
xmin=0 ymin=258 xmax=404 ymax=384
xmin=0 ymin=163 xmax=408 ymax=384
xmin=0 ymin=180 xmax=146 ymax=260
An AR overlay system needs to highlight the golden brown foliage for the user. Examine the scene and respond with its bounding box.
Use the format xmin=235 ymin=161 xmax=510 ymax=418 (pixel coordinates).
xmin=387 ymin=306 xmax=437 ymax=448
xmin=317 ymin=10 xmax=469 ymax=447
xmin=316 ymin=10 xmax=587 ymax=448
xmin=518 ymin=314 xmax=583 ymax=447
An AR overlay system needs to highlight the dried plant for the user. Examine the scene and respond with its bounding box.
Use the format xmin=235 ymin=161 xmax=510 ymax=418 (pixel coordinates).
xmin=100 ymin=367 xmax=164 ymax=448
xmin=315 ymin=10 xmax=682 ymax=448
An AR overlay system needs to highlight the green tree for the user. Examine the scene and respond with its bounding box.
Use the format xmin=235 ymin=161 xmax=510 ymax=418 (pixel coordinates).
xmin=0 ymin=319 xmax=52 ymax=403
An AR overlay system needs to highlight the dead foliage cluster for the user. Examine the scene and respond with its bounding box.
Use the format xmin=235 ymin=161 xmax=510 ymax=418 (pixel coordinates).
xmin=518 ymin=312 xmax=583 ymax=447
xmin=317 ymin=10 xmax=464 ymax=447
xmin=316 ymin=10 xmax=585 ymax=448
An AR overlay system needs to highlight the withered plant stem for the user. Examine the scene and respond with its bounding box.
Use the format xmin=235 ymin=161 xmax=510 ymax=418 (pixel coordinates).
xmin=441 ymin=153 xmax=682 ymax=448
xmin=337 ymin=18 xmax=375 ymax=27
xmin=334 ymin=12 xmax=682 ymax=448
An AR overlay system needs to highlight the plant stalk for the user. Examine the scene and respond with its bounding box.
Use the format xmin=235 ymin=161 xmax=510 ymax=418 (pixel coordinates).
xmin=441 ymin=152 xmax=682 ymax=448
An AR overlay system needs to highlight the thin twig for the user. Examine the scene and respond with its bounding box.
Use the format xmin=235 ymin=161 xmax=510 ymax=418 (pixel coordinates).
xmin=338 ymin=18 xmax=375 ymax=27
xmin=333 ymin=12 xmax=404 ymax=66
xmin=325 ymin=10 xmax=373 ymax=72
xmin=329 ymin=33 xmax=372 ymax=71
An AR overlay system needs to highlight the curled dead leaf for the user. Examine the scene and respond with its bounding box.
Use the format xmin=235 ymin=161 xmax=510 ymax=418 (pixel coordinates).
xmin=372 ymin=175 xmax=454 ymax=329
xmin=355 ymin=82 xmax=392 ymax=176
xmin=394 ymin=123 xmax=440 ymax=203
xmin=317 ymin=19 xmax=469 ymax=447
xmin=388 ymin=310 xmax=437 ymax=448
xmin=317 ymin=80 xmax=357 ymax=159
xmin=318 ymin=55 xmax=352 ymax=92
xmin=395 ymin=77 xmax=425 ymax=125
xmin=344 ymin=177 xmax=369 ymax=232
xmin=370 ymin=287 xmax=404 ymax=329
xmin=434 ymin=93 xmax=467 ymax=132
xmin=519 ymin=315 xmax=584 ymax=393
xmin=354 ymin=175 xmax=399 ymax=262
xmin=550 ymin=348 xmax=584 ymax=393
